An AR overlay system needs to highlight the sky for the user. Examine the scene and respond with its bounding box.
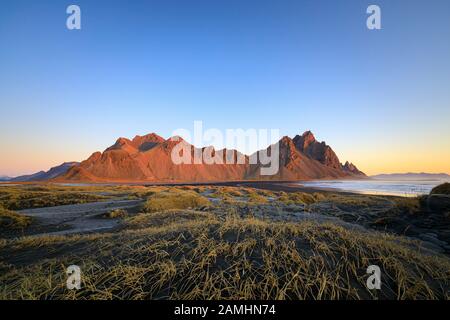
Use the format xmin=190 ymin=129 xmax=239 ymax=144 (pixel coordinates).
xmin=1 ymin=0 xmax=450 ymax=176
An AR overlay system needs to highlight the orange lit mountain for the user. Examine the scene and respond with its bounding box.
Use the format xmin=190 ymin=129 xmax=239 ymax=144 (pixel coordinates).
xmin=56 ymin=131 xmax=365 ymax=182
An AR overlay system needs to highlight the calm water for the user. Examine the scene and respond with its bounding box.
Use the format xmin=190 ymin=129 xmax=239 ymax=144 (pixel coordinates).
xmin=299 ymin=180 xmax=444 ymax=197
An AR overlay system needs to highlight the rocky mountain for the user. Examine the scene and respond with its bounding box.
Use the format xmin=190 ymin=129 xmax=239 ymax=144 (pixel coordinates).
xmin=55 ymin=131 xmax=365 ymax=182
xmin=246 ymin=136 xmax=355 ymax=180
xmin=293 ymin=131 xmax=342 ymax=170
xmin=12 ymin=162 xmax=79 ymax=182
xmin=343 ymin=161 xmax=365 ymax=176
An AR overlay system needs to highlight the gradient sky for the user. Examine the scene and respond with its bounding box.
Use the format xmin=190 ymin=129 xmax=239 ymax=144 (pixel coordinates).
xmin=1 ymin=0 xmax=450 ymax=176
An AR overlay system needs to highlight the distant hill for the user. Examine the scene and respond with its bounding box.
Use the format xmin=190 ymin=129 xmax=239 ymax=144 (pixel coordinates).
xmin=0 ymin=175 xmax=11 ymax=181
xmin=371 ymin=173 xmax=450 ymax=181
xmin=11 ymin=162 xmax=79 ymax=182
xmin=55 ymin=130 xmax=366 ymax=182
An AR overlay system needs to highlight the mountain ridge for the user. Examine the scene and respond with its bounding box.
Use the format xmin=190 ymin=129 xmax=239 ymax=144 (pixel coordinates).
xmin=371 ymin=173 xmax=450 ymax=181
xmin=54 ymin=130 xmax=365 ymax=182
xmin=11 ymin=162 xmax=79 ymax=182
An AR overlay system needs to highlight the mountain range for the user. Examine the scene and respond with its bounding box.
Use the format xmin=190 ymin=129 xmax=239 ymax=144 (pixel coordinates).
xmin=2 ymin=131 xmax=366 ymax=183
xmin=371 ymin=173 xmax=450 ymax=181
xmin=55 ymin=130 xmax=365 ymax=182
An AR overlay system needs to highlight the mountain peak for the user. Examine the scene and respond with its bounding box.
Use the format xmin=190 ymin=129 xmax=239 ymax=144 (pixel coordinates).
xmin=131 ymin=133 xmax=165 ymax=151
xmin=343 ymin=161 xmax=364 ymax=175
xmin=292 ymin=131 xmax=344 ymax=170
xmin=302 ymin=130 xmax=316 ymax=140
xmin=293 ymin=131 xmax=316 ymax=152
xmin=132 ymin=133 xmax=165 ymax=144
xmin=105 ymin=133 xmax=165 ymax=153
xmin=116 ymin=137 xmax=132 ymax=145
xmin=168 ymin=135 xmax=185 ymax=141
xmin=106 ymin=137 xmax=135 ymax=152
xmin=279 ymin=136 xmax=293 ymax=144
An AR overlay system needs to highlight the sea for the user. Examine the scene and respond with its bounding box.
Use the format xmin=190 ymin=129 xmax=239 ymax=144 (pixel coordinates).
xmin=298 ymin=179 xmax=447 ymax=197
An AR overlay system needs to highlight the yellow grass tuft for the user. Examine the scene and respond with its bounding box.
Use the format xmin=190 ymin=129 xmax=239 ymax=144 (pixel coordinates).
xmin=0 ymin=205 xmax=32 ymax=229
xmin=143 ymin=189 xmax=211 ymax=213
xmin=104 ymin=209 xmax=128 ymax=219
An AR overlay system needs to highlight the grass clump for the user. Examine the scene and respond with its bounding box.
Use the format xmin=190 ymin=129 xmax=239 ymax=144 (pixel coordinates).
xmin=246 ymin=190 xmax=269 ymax=204
xmin=209 ymin=187 xmax=246 ymax=200
xmin=0 ymin=205 xmax=32 ymax=229
xmin=278 ymin=192 xmax=317 ymax=205
xmin=390 ymin=197 xmax=422 ymax=215
xmin=143 ymin=189 xmax=211 ymax=213
xmin=431 ymin=183 xmax=450 ymax=195
xmin=104 ymin=209 xmax=128 ymax=219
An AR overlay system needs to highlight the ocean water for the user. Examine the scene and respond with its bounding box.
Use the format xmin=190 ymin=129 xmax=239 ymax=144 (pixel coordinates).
xmin=298 ymin=180 xmax=445 ymax=197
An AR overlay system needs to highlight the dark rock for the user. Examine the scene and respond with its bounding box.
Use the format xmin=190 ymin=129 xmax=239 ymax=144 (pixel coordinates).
xmin=427 ymin=195 xmax=450 ymax=212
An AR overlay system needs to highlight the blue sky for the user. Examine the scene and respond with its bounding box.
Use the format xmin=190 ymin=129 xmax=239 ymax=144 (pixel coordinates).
xmin=1 ymin=0 xmax=450 ymax=176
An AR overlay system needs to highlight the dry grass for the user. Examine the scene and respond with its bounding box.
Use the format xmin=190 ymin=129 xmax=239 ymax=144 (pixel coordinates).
xmin=209 ymin=187 xmax=275 ymax=205
xmin=104 ymin=209 xmax=128 ymax=219
xmin=0 ymin=185 xmax=176 ymax=211
xmin=278 ymin=192 xmax=319 ymax=205
xmin=0 ymin=186 xmax=109 ymax=210
xmin=321 ymin=193 xmax=383 ymax=207
xmin=208 ymin=187 xmax=245 ymax=199
xmin=247 ymin=191 xmax=269 ymax=204
xmin=389 ymin=197 xmax=422 ymax=215
xmin=0 ymin=205 xmax=32 ymax=229
xmin=0 ymin=208 xmax=449 ymax=300
xmin=143 ymin=189 xmax=211 ymax=213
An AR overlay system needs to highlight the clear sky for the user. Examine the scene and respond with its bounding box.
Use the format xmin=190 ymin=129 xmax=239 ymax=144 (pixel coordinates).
xmin=1 ymin=0 xmax=450 ymax=176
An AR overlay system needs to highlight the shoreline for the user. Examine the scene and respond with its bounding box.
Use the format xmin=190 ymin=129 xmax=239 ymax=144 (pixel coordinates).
xmin=0 ymin=179 xmax=424 ymax=198
xmin=0 ymin=179 xmax=439 ymax=198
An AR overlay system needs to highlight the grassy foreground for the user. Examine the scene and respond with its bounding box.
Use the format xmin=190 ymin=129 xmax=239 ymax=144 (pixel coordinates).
xmin=0 ymin=185 xmax=449 ymax=299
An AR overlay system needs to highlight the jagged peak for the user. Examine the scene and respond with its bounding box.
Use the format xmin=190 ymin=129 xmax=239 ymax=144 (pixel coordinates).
xmin=302 ymin=130 xmax=316 ymax=140
xmin=105 ymin=137 xmax=135 ymax=152
xmin=293 ymin=131 xmax=316 ymax=152
xmin=168 ymin=135 xmax=186 ymax=142
xmin=342 ymin=161 xmax=365 ymax=176
xmin=279 ymin=136 xmax=294 ymax=144
xmin=116 ymin=137 xmax=132 ymax=144
xmin=132 ymin=133 xmax=165 ymax=144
